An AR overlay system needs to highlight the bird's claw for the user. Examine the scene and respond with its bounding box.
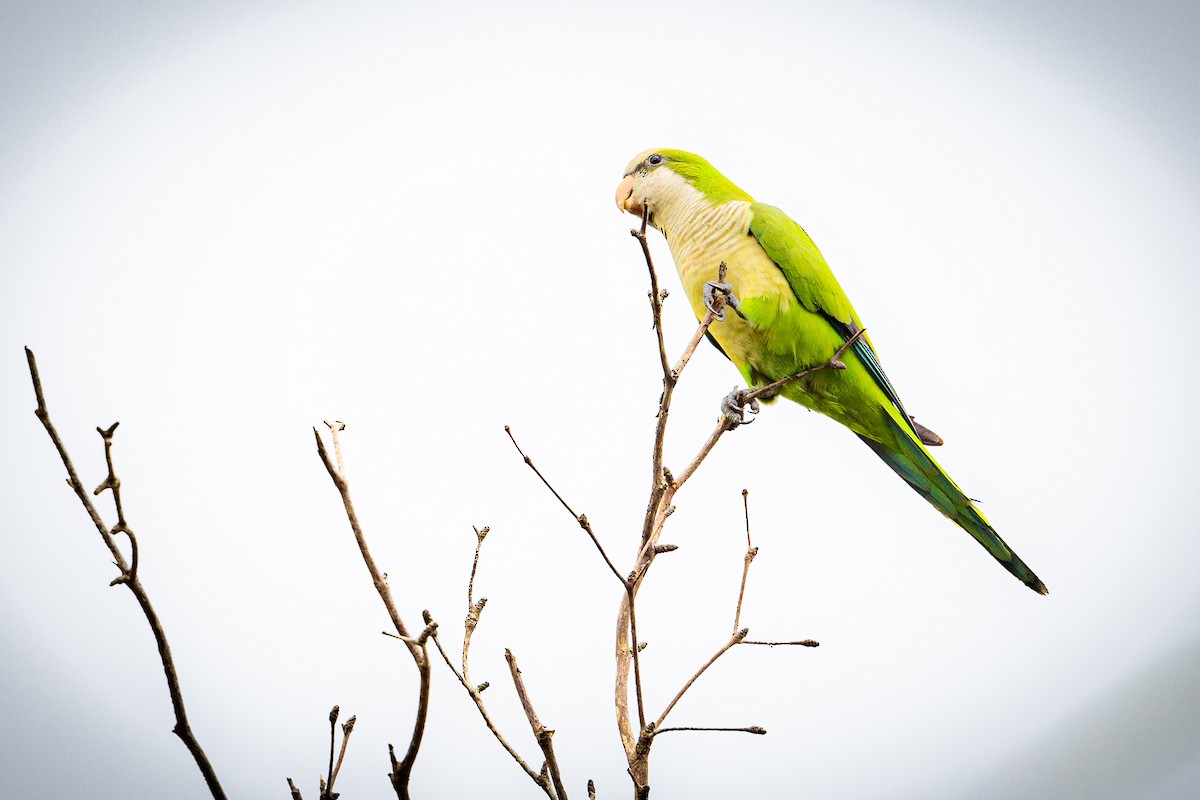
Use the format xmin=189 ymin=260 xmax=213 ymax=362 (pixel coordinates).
xmin=721 ymin=388 xmax=760 ymax=429
xmin=703 ymin=281 xmax=739 ymax=321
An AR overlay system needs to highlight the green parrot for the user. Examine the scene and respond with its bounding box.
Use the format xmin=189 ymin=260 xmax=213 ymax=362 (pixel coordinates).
xmin=616 ymin=149 xmax=1046 ymax=594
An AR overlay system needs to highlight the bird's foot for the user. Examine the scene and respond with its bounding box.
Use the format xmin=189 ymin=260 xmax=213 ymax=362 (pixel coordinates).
xmin=703 ymin=280 xmax=740 ymax=322
xmin=721 ymin=388 xmax=760 ymax=429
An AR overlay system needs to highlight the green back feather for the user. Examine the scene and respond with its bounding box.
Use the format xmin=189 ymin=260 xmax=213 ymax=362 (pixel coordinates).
xmin=748 ymin=202 xmax=921 ymax=435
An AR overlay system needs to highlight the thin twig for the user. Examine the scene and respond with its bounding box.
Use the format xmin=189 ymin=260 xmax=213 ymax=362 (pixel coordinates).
xmin=463 ymin=526 xmax=489 ymax=682
xmin=329 ymin=715 xmax=356 ymax=795
xmin=287 ymin=778 xmax=305 ymax=800
xmin=505 ymin=649 xmax=569 ymax=800
xmin=428 ymin=631 xmax=551 ymax=796
xmin=314 ymin=424 xmax=415 ymax=651
xmin=654 ymin=628 xmax=748 ymax=730
xmin=644 ymin=302 xmax=722 ymax=528
xmin=743 ymin=640 xmax=820 ymax=647
xmin=108 ymin=528 xmax=138 ymax=587
xmin=435 ymin=533 xmax=561 ymax=797
xmin=664 ymin=416 xmax=735 ymax=491
xmin=654 ymin=725 xmax=766 ymax=736
xmin=505 ymin=425 xmax=624 ymax=585
xmin=314 ymin=422 xmax=429 ymax=800
xmin=743 ymin=327 xmax=867 ymax=404
xmin=323 ymin=705 xmax=339 ymax=800
xmin=25 ymin=348 xmax=227 ymax=800
xmin=467 ymin=526 xmax=488 ymax=610
xmin=390 ymin=643 xmax=432 ymax=800
xmin=641 ymin=270 xmax=725 ymax=548
xmin=94 ymin=422 xmax=127 ymax=530
xmin=733 ymin=489 xmax=757 ymax=635
xmin=628 ymin=593 xmax=646 ymax=731
xmin=632 ymin=206 xmax=671 ymax=381
xmin=324 ymin=419 xmax=347 ymax=476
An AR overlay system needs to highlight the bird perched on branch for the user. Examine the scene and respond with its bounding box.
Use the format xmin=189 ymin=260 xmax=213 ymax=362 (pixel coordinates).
xmin=616 ymin=149 xmax=1046 ymax=594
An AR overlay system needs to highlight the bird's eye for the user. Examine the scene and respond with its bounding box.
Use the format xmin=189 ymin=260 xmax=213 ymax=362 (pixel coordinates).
xmin=647 ymin=153 xmax=664 ymax=166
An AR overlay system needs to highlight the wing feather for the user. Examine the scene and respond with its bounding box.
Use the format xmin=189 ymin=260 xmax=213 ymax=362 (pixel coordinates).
xmin=748 ymin=202 xmax=926 ymax=439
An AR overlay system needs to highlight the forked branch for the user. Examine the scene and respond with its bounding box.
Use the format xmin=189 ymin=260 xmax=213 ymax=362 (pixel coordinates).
xmin=24 ymin=347 xmax=227 ymax=800
xmin=313 ymin=421 xmax=429 ymax=800
xmin=427 ymin=529 xmax=560 ymax=798
xmin=506 ymin=649 xmax=569 ymax=800
xmin=613 ymin=217 xmax=834 ymax=795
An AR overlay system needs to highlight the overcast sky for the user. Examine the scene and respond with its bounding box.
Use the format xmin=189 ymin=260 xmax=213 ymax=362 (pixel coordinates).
xmin=3 ymin=1 xmax=1199 ymax=798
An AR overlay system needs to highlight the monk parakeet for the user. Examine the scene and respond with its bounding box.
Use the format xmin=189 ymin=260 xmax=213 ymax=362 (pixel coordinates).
xmin=616 ymin=149 xmax=1046 ymax=595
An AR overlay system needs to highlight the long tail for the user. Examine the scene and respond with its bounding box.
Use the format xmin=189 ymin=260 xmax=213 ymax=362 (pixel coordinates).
xmin=857 ymin=412 xmax=1048 ymax=595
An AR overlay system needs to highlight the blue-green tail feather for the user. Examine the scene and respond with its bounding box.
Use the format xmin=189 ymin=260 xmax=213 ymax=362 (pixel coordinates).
xmin=857 ymin=414 xmax=1048 ymax=595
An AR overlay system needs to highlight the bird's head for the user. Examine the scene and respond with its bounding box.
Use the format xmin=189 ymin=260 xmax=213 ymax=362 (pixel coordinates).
xmin=615 ymin=149 xmax=753 ymax=226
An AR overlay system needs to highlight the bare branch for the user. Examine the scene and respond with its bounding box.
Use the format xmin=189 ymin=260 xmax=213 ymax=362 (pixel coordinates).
xmin=733 ymin=489 xmax=758 ymax=635
xmin=463 ymin=526 xmax=488 ymax=681
xmin=616 ymin=248 xmax=732 ymax=790
xmin=463 ymin=596 xmax=487 ymax=677
xmin=631 ymin=206 xmax=671 ymax=381
xmin=462 ymin=536 xmax=488 ymax=691
xmin=655 ymin=628 xmax=748 ymax=730
xmin=743 ymin=640 xmax=820 ymax=648
xmin=93 ymin=422 xmax=127 ymax=530
xmin=642 ymin=305 xmax=721 ymax=507
xmin=323 ymin=419 xmax=347 ymax=475
xmin=389 ymin=647 xmax=431 ymax=799
xmin=313 ymin=422 xmax=429 ymax=800
xmin=468 ymin=526 xmax=488 ymax=608
xmin=430 ymin=530 xmax=563 ymax=797
xmin=108 ymin=527 xmax=138 ymax=587
xmin=665 ymin=415 xmax=736 ymax=491
xmin=25 ymin=347 xmax=227 ymax=800
xmin=628 ymin=597 xmax=646 ymax=731
xmin=287 ymin=778 xmax=305 ymax=800
xmin=428 ymin=630 xmax=552 ymax=796
xmin=640 ymin=270 xmax=724 ymax=548
xmin=314 ymin=705 xmax=356 ymax=800
xmin=328 ymin=714 xmax=356 ymax=798
xmin=506 ymin=649 xmax=569 ymax=800
xmin=323 ymin=705 xmax=339 ymax=800
xmin=314 ymin=423 xmax=415 ymax=650
xmin=505 ymin=425 xmax=624 ymax=585
xmin=654 ymin=725 xmax=767 ymax=736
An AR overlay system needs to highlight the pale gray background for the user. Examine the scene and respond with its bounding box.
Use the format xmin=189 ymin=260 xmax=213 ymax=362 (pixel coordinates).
xmin=2 ymin=1 xmax=1198 ymax=798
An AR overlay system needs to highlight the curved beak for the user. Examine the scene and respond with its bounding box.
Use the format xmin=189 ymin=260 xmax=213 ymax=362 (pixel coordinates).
xmin=615 ymin=174 xmax=643 ymax=216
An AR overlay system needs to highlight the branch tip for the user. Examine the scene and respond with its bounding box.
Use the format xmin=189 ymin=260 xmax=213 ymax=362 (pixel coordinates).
xmin=28 ymin=349 xmax=227 ymax=799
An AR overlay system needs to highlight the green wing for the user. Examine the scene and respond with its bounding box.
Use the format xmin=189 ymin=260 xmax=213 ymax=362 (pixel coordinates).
xmin=741 ymin=203 xmax=1042 ymax=593
xmin=747 ymin=202 xmax=917 ymax=429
